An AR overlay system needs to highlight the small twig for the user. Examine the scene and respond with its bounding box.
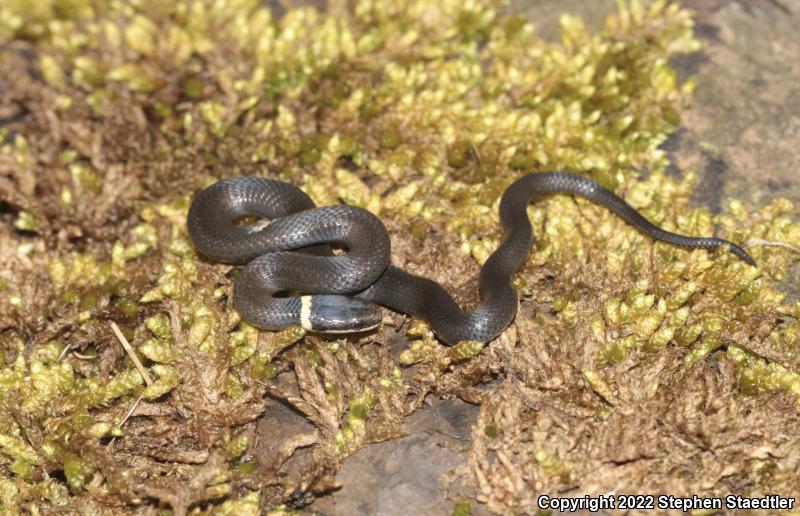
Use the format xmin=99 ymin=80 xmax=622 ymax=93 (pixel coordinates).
xmin=470 ymin=142 xmax=482 ymax=164
xmin=110 ymin=321 xmax=153 ymax=386
xmin=108 ymin=321 xmax=153 ymax=445
xmin=72 ymin=351 xmax=97 ymax=360
xmin=57 ymin=343 xmax=74 ymax=361
xmin=743 ymin=239 xmax=800 ymax=256
xmin=108 ymin=394 xmax=143 ymax=448
xmin=118 ymin=396 xmax=143 ymax=429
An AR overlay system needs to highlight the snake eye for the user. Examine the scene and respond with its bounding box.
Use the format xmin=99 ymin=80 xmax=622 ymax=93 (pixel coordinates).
xmin=301 ymin=295 xmax=382 ymax=333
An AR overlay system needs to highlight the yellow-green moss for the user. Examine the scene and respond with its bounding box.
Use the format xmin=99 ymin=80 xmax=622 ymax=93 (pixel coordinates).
xmin=216 ymin=491 xmax=261 ymax=516
xmin=533 ymin=449 xmax=572 ymax=484
xmin=727 ymin=345 xmax=800 ymax=400
xmin=2 ymin=0 xmax=800 ymax=512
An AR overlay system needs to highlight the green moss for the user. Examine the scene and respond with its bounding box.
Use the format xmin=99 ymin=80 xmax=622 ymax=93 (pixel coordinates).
xmin=727 ymin=345 xmax=800 ymax=399
xmin=306 ymin=348 xmax=325 ymax=367
xmin=533 ymin=449 xmax=571 ymax=484
xmin=0 ymin=435 xmax=43 ymax=468
xmin=1 ymin=0 xmax=799 ymax=512
xmin=140 ymin=338 xmax=175 ymax=364
xmin=448 ymin=340 xmax=485 ymax=361
xmin=142 ymin=365 xmax=179 ymax=399
xmin=81 ymin=368 xmax=143 ymax=408
xmin=14 ymin=210 xmax=41 ymax=232
xmin=336 ymin=388 xmax=379 ymax=453
xmin=183 ymin=77 xmax=204 ymax=99
xmin=63 ymin=453 xmax=94 ymax=492
xmin=453 ymin=500 xmax=472 ymax=516
xmin=228 ymin=434 xmax=249 ymax=460
xmin=216 ymin=491 xmax=260 ymax=516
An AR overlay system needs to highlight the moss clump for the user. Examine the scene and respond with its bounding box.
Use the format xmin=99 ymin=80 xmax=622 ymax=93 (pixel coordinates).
xmin=1 ymin=0 xmax=799 ymax=513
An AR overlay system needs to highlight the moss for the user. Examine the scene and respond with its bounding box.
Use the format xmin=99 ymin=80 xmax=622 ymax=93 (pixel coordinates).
xmin=533 ymin=449 xmax=571 ymax=484
xmin=142 ymin=365 xmax=179 ymax=399
xmin=216 ymin=491 xmax=260 ymax=516
xmin=81 ymin=368 xmax=143 ymax=408
xmin=727 ymin=345 xmax=800 ymax=399
xmin=452 ymin=500 xmax=472 ymax=516
xmin=582 ymin=369 xmax=615 ymax=404
xmin=0 ymin=435 xmax=42 ymax=468
xmin=63 ymin=453 xmax=94 ymax=492
xmin=1 ymin=0 xmax=799 ymax=513
xmin=336 ymin=387 xmax=379 ymax=453
xmin=227 ymin=433 xmax=249 ymax=460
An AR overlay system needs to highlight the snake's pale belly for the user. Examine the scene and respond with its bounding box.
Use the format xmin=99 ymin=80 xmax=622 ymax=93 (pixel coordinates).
xmin=187 ymin=172 xmax=755 ymax=345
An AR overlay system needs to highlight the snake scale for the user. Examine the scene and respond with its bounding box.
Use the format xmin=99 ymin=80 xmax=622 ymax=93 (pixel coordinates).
xmin=187 ymin=172 xmax=755 ymax=345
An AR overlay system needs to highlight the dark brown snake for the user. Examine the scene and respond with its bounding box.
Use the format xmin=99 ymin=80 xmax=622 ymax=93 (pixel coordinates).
xmin=187 ymin=172 xmax=755 ymax=345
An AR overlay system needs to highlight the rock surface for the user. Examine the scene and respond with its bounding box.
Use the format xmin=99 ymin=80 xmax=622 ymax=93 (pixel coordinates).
xmin=311 ymin=399 xmax=480 ymax=515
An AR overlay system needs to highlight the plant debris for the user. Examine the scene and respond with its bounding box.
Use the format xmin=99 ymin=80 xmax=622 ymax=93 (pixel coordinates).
xmin=0 ymin=0 xmax=799 ymax=513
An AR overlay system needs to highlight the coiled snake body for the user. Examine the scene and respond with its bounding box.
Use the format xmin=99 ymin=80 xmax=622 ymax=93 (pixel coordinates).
xmin=187 ymin=172 xmax=755 ymax=345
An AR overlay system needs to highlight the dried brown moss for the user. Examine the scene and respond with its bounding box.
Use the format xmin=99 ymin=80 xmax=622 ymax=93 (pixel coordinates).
xmin=0 ymin=0 xmax=799 ymax=514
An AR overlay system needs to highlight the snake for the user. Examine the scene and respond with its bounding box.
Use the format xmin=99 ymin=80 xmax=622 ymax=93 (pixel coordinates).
xmin=187 ymin=172 xmax=755 ymax=345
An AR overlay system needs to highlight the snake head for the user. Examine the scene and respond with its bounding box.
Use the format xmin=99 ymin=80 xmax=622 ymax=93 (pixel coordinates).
xmin=300 ymin=295 xmax=382 ymax=333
